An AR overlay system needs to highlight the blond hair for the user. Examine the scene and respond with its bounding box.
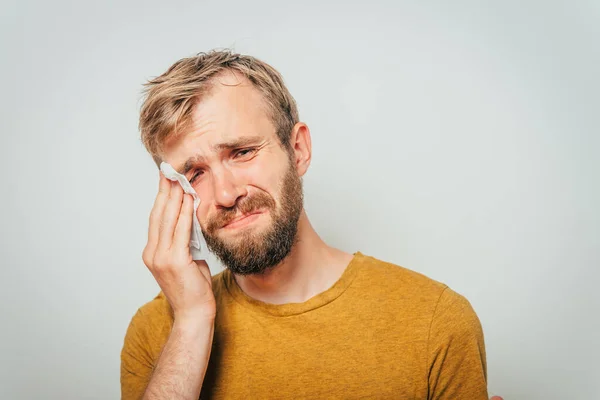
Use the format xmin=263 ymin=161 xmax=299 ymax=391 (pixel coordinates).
xmin=139 ymin=50 xmax=299 ymax=165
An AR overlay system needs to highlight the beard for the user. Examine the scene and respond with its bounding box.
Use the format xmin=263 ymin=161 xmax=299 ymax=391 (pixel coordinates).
xmin=201 ymin=159 xmax=303 ymax=275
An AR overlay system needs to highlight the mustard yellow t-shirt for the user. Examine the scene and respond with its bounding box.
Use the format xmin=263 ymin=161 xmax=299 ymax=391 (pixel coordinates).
xmin=121 ymin=252 xmax=488 ymax=399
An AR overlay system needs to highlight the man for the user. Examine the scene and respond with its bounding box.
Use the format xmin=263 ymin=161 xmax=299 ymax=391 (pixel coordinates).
xmin=121 ymin=50 xmax=492 ymax=399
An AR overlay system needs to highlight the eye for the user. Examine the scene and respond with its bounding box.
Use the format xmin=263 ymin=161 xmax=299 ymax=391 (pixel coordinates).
xmin=234 ymin=148 xmax=257 ymax=159
xmin=189 ymin=169 xmax=204 ymax=184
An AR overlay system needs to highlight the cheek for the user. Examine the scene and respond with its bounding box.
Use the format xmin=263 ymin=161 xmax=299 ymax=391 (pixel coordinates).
xmin=245 ymin=162 xmax=276 ymax=185
xmin=196 ymin=201 xmax=210 ymax=225
xmin=193 ymin=152 xmax=289 ymax=212
xmin=243 ymin=158 xmax=288 ymax=201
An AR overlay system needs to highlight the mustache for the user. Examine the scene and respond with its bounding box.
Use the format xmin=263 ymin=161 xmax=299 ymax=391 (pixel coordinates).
xmin=205 ymin=192 xmax=276 ymax=233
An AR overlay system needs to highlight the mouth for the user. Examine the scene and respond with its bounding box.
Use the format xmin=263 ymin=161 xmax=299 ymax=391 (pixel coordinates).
xmin=221 ymin=210 xmax=264 ymax=230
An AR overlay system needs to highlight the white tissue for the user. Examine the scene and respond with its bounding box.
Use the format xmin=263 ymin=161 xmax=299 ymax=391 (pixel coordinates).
xmin=159 ymin=162 xmax=206 ymax=260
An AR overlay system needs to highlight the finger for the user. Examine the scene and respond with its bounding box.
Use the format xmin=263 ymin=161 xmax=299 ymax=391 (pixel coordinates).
xmin=157 ymin=180 xmax=184 ymax=251
xmin=147 ymin=172 xmax=171 ymax=250
xmin=173 ymin=193 xmax=193 ymax=249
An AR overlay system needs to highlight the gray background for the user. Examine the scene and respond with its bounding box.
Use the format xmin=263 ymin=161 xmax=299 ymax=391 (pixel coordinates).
xmin=1 ymin=0 xmax=598 ymax=399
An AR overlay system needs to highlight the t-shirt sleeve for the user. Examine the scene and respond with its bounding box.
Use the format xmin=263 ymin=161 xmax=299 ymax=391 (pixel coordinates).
xmin=427 ymin=287 xmax=488 ymax=400
xmin=120 ymin=308 xmax=155 ymax=400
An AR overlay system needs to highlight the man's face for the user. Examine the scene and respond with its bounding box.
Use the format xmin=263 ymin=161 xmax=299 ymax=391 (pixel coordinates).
xmin=161 ymin=73 xmax=303 ymax=275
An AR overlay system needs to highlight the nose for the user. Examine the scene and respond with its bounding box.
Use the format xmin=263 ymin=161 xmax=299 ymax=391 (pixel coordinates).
xmin=210 ymin=166 xmax=246 ymax=208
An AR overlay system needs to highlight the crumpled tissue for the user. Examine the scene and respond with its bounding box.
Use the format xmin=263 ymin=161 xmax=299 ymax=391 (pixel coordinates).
xmin=159 ymin=162 xmax=206 ymax=260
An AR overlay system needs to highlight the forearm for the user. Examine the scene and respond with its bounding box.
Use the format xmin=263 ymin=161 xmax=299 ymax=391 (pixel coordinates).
xmin=143 ymin=318 xmax=215 ymax=400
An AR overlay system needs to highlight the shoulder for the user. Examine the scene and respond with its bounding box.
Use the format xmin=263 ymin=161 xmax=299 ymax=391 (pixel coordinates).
xmin=353 ymin=252 xmax=484 ymax=340
xmin=352 ymin=252 xmax=449 ymax=305
xmin=135 ymin=291 xmax=172 ymax=324
xmin=124 ymin=292 xmax=173 ymax=354
xmin=430 ymin=286 xmax=483 ymax=339
xmin=123 ymin=271 xmax=223 ymax=356
xmin=131 ymin=269 xmax=226 ymax=326
xmin=351 ymin=252 xmax=482 ymax=329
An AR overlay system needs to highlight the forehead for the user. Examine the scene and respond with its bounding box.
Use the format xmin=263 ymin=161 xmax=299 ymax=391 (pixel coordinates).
xmin=162 ymin=72 xmax=278 ymax=165
xmin=192 ymin=71 xmax=272 ymax=134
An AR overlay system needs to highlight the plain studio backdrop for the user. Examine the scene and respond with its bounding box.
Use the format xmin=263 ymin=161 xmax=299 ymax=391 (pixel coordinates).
xmin=1 ymin=0 xmax=598 ymax=399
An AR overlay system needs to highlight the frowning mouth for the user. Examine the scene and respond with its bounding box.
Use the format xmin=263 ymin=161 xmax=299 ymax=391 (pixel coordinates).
xmin=221 ymin=211 xmax=264 ymax=229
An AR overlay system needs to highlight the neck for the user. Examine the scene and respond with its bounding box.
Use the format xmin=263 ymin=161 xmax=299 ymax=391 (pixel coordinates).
xmin=232 ymin=210 xmax=354 ymax=305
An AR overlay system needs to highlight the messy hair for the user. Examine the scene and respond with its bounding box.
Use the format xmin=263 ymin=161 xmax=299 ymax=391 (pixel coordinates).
xmin=139 ymin=50 xmax=299 ymax=165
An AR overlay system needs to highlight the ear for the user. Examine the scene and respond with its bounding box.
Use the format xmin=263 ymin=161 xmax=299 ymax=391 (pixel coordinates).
xmin=288 ymin=122 xmax=312 ymax=177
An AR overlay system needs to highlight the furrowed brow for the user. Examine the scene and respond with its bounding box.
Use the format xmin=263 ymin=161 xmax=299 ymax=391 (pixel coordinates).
xmin=213 ymin=136 xmax=263 ymax=152
xmin=177 ymin=155 xmax=206 ymax=176
xmin=176 ymin=136 xmax=265 ymax=175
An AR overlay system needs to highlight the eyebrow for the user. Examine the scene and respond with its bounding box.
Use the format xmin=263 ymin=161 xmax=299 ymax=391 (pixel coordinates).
xmin=176 ymin=136 xmax=264 ymax=175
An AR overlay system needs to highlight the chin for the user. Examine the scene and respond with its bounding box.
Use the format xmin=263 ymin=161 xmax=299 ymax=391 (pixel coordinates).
xmin=220 ymin=226 xmax=267 ymax=246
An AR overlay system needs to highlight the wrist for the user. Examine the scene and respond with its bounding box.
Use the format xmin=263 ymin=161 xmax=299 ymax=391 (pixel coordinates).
xmin=173 ymin=312 xmax=215 ymax=331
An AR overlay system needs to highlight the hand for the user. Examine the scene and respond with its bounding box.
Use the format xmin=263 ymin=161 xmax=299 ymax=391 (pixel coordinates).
xmin=142 ymin=172 xmax=216 ymax=322
xmin=490 ymin=396 xmax=504 ymax=400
